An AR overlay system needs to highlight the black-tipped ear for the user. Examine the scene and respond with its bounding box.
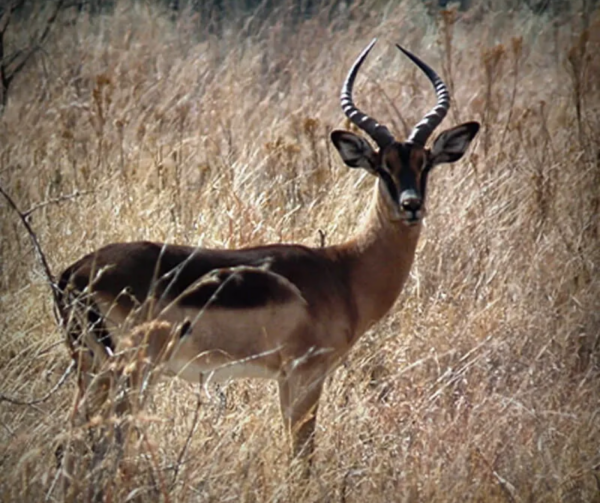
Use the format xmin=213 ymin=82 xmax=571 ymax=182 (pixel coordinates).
xmin=331 ymin=130 xmax=378 ymax=173
xmin=430 ymin=122 xmax=479 ymax=165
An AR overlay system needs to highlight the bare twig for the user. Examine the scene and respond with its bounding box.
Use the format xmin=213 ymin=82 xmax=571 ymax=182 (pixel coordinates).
xmin=0 ymin=185 xmax=60 ymax=311
xmin=0 ymin=186 xmax=60 ymax=304
xmin=0 ymin=360 xmax=74 ymax=406
xmin=0 ymin=2 xmax=22 ymax=109
xmin=7 ymin=0 xmax=66 ymax=80
xmin=0 ymin=0 xmax=65 ymax=110
xmin=23 ymin=189 xmax=93 ymax=218
xmin=341 ymin=468 xmax=364 ymax=503
xmin=496 ymin=37 xmax=523 ymax=165
xmin=318 ymin=229 xmax=326 ymax=248
xmin=141 ymin=431 xmax=172 ymax=503
xmin=170 ymin=388 xmax=202 ymax=490
xmin=0 ymin=185 xmax=80 ymax=409
xmin=474 ymin=448 xmax=520 ymax=503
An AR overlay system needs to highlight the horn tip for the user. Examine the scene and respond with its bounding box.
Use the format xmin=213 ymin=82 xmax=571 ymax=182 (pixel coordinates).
xmin=395 ymin=43 xmax=414 ymax=60
xmin=363 ymin=38 xmax=378 ymax=54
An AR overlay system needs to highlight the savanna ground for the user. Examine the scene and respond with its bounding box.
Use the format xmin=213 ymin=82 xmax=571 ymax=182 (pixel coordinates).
xmin=1 ymin=0 xmax=599 ymax=501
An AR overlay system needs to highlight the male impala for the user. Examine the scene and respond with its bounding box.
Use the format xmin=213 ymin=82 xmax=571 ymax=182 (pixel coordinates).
xmin=58 ymin=39 xmax=479 ymax=470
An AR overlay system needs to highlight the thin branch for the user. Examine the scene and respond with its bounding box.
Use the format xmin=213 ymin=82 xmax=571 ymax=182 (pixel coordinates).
xmin=5 ymin=48 xmax=24 ymax=69
xmin=23 ymin=189 xmax=93 ymax=218
xmin=0 ymin=4 xmax=13 ymax=108
xmin=0 ymin=360 xmax=74 ymax=406
xmin=0 ymin=184 xmax=60 ymax=312
xmin=0 ymin=9 xmax=12 ymax=35
xmin=0 ymin=1 xmax=25 ymax=31
xmin=0 ymin=184 xmax=79 ymax=411
xmin=318 ymin=229 xmax=326 ymax=248
xmin=5 ymin=0 xmax=66 ymax=87
xmin=170 ymin=388 xmax=202 ymax=490
xmin=474 ymin=447 xmax=520 ymax=503
xmin=141 ymin=431 xmax=172 ymax=503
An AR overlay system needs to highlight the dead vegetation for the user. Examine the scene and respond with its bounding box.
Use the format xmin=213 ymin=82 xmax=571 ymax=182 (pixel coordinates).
xmin=0 ymin=1 xmax=599 ymax=501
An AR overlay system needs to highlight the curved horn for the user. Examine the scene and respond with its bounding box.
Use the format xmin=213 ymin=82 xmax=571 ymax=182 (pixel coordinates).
xmin=341 ymin=39 xmax=395 ymax=149
xmin=396 ymin=44 xmax=450 ymax=146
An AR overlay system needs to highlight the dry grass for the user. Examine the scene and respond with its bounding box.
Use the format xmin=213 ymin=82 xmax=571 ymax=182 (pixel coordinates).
xmin=1 ymin=1 xmax=599 ymax=501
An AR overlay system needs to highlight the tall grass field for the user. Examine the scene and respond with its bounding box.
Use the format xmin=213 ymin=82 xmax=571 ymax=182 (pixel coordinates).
xmin=1 ymin=1 xmax=599 ymax=501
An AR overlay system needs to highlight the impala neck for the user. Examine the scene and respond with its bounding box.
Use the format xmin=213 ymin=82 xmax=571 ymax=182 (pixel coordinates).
xmin=336 ymin=179 xmax=422 ymax=338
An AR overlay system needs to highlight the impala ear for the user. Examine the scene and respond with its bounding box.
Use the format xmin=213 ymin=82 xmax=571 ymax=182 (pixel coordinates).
xmin=430 ymin=122 xmax=480 ymax=165
xmin=331 ymin=130 xmax=378 ymax=173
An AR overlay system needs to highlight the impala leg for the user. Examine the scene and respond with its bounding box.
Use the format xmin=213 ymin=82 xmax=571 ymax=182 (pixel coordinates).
xmin=57 ymin=346 xmax=117 ymax=501
xmin=278 ymin=370 xmax=325 ymax=477
xmin=60 ymin=321 xmax=183 ymax=500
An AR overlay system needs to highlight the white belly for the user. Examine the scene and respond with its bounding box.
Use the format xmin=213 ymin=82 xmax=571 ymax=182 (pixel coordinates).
xmin=167 ymin=355 xmax=280 ymax=384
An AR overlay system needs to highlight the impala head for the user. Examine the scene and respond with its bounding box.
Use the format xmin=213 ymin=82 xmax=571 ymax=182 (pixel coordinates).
xmin=331 ymin=39 xmax=480 ymax=226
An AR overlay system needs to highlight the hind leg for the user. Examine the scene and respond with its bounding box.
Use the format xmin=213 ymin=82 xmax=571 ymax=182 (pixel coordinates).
xmin=57 ymin=318 xmax=189 ymax=499
xmin=56 ymin=340 xmax=115 ymax=500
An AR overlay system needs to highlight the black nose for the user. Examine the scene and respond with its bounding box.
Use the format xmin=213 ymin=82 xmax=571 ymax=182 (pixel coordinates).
xmin=401 ymin=197 xmax=421 ymax=212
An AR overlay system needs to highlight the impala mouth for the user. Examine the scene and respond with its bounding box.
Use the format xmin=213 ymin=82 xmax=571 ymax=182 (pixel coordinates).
xmin=401 ymin=210 xmax=423 ymax=226
xmin=391 ymin=207 xmax=422 ymax=225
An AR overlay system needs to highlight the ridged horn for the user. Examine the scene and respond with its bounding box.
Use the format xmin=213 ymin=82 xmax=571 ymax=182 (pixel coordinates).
xmin=341 ymin=39 xmax=395 ymax=149
xmin=396 ymin=44 xmax=450 ymax=146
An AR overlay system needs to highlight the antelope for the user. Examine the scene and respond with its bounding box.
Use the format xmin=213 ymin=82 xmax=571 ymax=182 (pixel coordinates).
xmin=58 ymin=39 xmax=479 ymax=472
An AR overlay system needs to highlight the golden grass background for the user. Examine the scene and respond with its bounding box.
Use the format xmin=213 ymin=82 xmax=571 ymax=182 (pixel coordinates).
xmin=1 ymin=1 xmax=599 ymax=501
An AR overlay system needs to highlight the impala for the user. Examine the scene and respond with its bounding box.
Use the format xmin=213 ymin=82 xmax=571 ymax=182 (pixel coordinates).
xmin=58 ymin=39 xmax=479 ymax=471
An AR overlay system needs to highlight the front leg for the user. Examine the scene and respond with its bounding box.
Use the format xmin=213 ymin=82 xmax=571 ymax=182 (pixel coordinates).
xmin=278 ymin=369 xmax=325 ymax=476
